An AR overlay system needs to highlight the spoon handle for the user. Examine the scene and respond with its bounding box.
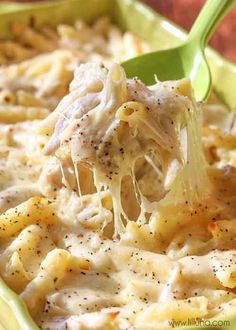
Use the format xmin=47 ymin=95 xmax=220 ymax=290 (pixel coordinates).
xmin=188 ymin=0 xmax=235 ymax=48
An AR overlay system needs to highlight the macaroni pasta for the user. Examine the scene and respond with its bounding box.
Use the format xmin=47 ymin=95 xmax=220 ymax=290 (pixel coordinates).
xmin=0 ymin=16 xmax=236 ymax=330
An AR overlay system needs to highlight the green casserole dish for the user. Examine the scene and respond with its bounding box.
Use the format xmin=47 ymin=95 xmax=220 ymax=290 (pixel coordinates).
xmin=0 ymin=1 xmax=235 ymax=329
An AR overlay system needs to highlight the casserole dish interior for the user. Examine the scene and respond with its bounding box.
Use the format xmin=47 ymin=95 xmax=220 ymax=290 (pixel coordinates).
xmin=0 ymin=1 xmax=235 ymax=329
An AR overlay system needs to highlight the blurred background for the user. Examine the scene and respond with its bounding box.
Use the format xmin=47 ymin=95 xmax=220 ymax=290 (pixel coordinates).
xmin=142 ymin=0 xmax=236 ymax=63
xmin=1 ymin=0 xmax=236 ymax=62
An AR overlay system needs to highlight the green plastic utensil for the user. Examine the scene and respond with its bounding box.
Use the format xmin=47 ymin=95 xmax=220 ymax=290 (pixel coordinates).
xmin=122 ymin=0 xmax=235 ymax=101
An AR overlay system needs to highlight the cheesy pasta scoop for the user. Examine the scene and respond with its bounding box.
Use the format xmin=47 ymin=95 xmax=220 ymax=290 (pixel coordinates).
xmin=43 ymin=62 xmax=210 ymax=236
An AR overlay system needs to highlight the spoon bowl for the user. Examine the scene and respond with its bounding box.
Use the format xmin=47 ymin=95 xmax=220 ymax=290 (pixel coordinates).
xmin=122 ymin=0 xmax=235 ymax=101
xmin=122 ymin=41 xmax=211 ymax=101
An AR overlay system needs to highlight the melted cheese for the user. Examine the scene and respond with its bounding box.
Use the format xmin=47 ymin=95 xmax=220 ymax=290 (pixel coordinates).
xmin=43 ymin=63 xmax=210 ymax=237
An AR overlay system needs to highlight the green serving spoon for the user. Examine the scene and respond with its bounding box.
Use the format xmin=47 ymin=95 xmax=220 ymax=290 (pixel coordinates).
xmin=122 ymin=0 xmax=235 ymax=101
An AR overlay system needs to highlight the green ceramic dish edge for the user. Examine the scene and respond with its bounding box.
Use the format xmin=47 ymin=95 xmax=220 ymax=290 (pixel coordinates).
xmin=0 ymin=1 xmax=235 ymax=329
xmin=0 ymin=277 xmax=38 ymax=330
